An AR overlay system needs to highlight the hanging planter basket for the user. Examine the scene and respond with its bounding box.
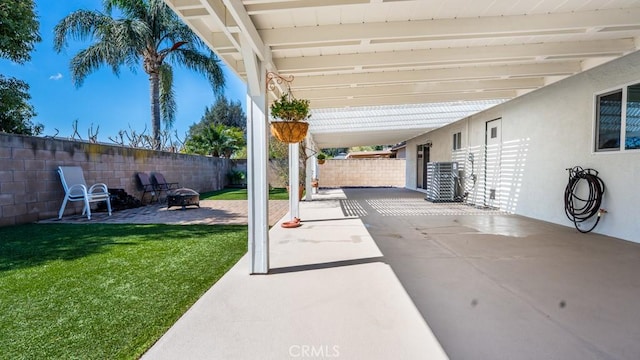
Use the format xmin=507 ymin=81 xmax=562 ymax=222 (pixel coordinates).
xmin=317 ymin=159 xmax=326 ymax=165
xmin=266 ymin=72 xmax=311 ymax=144
xmin=270 ymin=121 xmax=309 ymax=143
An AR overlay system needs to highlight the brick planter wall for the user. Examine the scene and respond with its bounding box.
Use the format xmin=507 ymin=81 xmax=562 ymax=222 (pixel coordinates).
xmin=317 ymin=159 xmax=406 ymax=188
xmin=0 ymin=133 xmax=234 ymax=226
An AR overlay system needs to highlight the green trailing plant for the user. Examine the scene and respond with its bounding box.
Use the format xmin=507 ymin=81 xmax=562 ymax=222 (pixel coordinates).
xmin=316 ymin=152 xmax=326 ymax=160
xmin=270 ymin=93 xmax=311 ymax=122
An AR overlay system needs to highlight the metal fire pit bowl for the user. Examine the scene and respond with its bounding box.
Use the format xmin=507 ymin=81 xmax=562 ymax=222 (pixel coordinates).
xmin=167 ymin=188 xmax=200 ymax=210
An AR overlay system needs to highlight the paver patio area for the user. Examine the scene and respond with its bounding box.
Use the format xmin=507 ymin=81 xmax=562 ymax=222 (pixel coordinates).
xmin=42 ymin=199 xmax=289 ymax=226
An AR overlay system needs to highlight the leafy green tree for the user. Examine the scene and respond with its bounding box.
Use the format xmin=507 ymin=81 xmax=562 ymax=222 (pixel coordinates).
xmin=184 ymin=124 xmax=244 ymax=158
xmin=349 ymin=145 xmax=385 ymax=152
xmin=0 ymin=0 xmax=42 ymax=136
xmin=232 ymin=146 xmax=247 ymax=159
xmin=0 ymin=76 xmax=42 ymax=135
xmin=269 ymin=137 xmax=288 ymax=159
xmin=189 ymin=95 xmax=246 ymax=137
xmin=233 ymin=135 xmax=289 ymax=160
xmin=0 ymin=0 xmax=41 ymax=63
xmin=321 ymin=148 xmax=348 ymax=157
xmin=54 ymin=0 xmax=225 ymax=149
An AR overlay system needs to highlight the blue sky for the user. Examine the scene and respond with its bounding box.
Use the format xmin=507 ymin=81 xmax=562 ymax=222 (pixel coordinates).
xmin=0 ymin=0 xmax=247 ymax=143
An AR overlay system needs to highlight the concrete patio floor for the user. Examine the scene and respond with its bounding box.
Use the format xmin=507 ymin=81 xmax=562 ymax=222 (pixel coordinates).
xmin=143 ymin=188 xmax=640 ymax=360
xmin=346 ymin=188 xmax=640 ymax=360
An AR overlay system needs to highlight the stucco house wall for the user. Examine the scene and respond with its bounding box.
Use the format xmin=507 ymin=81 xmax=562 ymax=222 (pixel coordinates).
xmin=406 ymin=51 xmax=640 ymax=242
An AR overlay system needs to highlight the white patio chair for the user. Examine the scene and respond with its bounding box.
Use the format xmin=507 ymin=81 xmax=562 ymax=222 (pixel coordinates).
xmin=57 ymin=166 xmax=112 ymax=220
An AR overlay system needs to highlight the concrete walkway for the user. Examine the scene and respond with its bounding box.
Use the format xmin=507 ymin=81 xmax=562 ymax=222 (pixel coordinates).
xmin=138 ymin=187 xmax=640 ymax=359
xmin=142 ymin=189 xmax=448 ymax=360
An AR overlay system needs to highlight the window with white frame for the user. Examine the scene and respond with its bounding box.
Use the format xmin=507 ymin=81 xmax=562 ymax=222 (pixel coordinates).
xmin=453 ymin=132 xmax=462 ymax=150
xmin=595 ymin=82 xmax=640 ymax=152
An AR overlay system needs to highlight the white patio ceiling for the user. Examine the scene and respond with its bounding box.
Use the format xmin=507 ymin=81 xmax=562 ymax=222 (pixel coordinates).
xmin=164 ymin=0 xmax=640 ymax=149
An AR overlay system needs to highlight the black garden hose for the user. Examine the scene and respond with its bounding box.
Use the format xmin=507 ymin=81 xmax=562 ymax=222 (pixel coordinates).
xmin=564 ymin=167 xmax=605 ymax=233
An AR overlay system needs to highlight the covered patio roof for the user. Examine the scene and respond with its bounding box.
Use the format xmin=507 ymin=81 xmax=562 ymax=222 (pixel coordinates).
xmin=165 ymin=0 xmax=640 ymax=148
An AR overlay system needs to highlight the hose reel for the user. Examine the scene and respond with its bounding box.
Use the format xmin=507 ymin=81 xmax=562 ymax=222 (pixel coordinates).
xmin=563 ymin=166 xmax=606 ymax=233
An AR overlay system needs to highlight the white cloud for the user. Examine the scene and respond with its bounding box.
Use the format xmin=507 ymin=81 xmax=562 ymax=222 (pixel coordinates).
xmin=49 ymin=73 xmax=63 ymax=81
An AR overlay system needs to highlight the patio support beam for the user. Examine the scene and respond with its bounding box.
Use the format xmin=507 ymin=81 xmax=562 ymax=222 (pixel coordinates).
xmin=222 ymin=0 xmax=269 ymax=62
xmin=246 ymin=0 xmax=368 ymax=14
xmin=274 ymin=39 xmax=635 ymax=73
xmin=247 ymin=91 xmax=269 ymax=274
xmin=260 ymin=8 xmax=640 ymax=46
xmin=244 ymin=32 xmax=269 ymax=275
xmin=292 ymin=62 xmax=581 ymax=88
xmin=246 ymin=91 xmax=269 ymax=274
xmin=309 ymin=89 xmax=515 ymax=108
xmin=304 ymin=137 xmax=314 ymax=201
xmin=289 ymin=143 xmax=300 ymax=219
xmin=241 ymin=32 xmax=261 ymax=100
xmin=295 ymin=78 xmax=545 ymax=100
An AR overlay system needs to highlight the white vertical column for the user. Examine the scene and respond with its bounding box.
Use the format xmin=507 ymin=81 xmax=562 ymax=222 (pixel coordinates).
xmin=247 ymin=93 xmax=269 ymax=274
xmin=305 ymin=137 xmax=313 ymax=201
xmin=242 ymin=31 xmax=269 ymax=275
xmin=289 ymin=142 xmax=300 ymax=219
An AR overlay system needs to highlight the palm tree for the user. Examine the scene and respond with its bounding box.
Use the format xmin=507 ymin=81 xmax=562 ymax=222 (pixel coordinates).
xmin=184 ymin=124 xmax=244 ymax=158
xmin=53 ymin=0 xmax=224 ymax=149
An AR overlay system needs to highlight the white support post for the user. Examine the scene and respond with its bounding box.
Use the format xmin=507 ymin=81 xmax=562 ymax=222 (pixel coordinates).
xmin=243 ymin=33 xmax=269 ymax=275
xmin=289 ymin=142 xmax=300 ymax=219
xmin=247 ymin=93 xmax=269 ymax=274
xmin=305 ymin=137 xmax=313 ymax=201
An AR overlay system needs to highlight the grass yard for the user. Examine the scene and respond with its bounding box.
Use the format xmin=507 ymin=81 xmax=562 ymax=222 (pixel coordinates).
xmin=0 ymin=223 xmax=247 ymax=360
xmin=201 ymin=187 xmax=289 ymax=200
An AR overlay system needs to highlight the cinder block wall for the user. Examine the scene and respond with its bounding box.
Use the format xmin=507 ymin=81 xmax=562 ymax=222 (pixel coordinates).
xmin=0 ymin=133 xmax=233 ymax=226
xmin=318 ymin=159 xmax=406 ymax=187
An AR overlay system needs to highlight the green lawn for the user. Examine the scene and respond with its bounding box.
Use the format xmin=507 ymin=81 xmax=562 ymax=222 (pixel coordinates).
xmin=0 ymin=223 xmax=247 ymax=360
xmin=200 ymin=187 xmax=289 ymax=200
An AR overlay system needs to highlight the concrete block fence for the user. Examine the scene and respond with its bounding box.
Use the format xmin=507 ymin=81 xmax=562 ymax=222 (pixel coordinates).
xmin=0 ymin=133 xmax=407 ymax=226
xmin=318 ymin=159 xmax=406 ymax=188
xmin=0 ymin=133 xmax=235 ymax=227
